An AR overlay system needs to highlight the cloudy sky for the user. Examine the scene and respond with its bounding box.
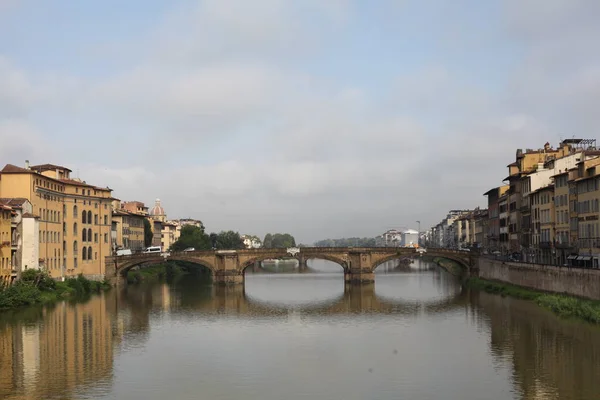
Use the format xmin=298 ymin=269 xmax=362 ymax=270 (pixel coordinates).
xmin=1 ymin=0 xmax=599 ymax=244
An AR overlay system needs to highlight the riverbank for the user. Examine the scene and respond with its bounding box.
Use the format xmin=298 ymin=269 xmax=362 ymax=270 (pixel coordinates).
xmin=0 ymin=270 xmax=111 ymax=311
xmin=467 ymin=277 xmax=600 ymax=324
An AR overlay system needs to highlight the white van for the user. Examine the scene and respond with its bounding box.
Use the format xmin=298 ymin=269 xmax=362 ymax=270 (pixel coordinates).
xmin=143 ymin=246 xmax=162 ymax=254
xmin=116 ymin=249 xmax=132 ymax=256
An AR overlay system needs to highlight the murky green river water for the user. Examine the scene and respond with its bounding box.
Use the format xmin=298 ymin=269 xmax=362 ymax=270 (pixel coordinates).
xmin=1 ymin=259 xmax=599 ymax=400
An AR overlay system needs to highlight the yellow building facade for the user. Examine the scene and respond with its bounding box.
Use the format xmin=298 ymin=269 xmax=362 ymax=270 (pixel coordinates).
xmin=0 ymin=163 xmax=114 ymax=280
xmin=530 ymin=184 xmax=555 ymax=264
xmin=0 ymin=204 xmax=12 ymax=285
xmin=553 ymin=172 xmax=571 ymax=264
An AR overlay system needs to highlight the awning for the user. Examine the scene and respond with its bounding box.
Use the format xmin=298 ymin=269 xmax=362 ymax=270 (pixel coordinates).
xmin=576 ymin=256 xmax=584 ymax=260
xmin=567 ymin=255 xmax=578 ymax=260
xmin=581 ymin=256 xmax=592 ymax=261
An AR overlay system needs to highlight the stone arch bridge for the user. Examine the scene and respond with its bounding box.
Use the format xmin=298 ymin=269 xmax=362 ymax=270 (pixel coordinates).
xmin=105 ymin=247 xmax=478 ymax=285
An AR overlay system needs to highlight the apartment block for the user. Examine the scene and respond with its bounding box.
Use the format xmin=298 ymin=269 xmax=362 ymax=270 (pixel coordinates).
xmin=0 ymin=162 xmax=114 ymax=280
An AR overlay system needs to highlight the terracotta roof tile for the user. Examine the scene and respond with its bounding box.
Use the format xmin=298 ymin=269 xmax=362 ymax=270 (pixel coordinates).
xmin=0 ymin=198 xmax=28 ymax=207
xmin=59 ymin=178 xmax=112 ymax=192
xmin=1 ymin=164 xmax=32 ymax=173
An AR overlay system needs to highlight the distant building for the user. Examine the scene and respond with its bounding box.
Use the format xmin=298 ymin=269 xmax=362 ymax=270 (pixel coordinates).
xmin=149 ymin=199 xmax=166 ymax=222
xmin=148 ymin=199 xmax=167 ymax=248
xmin=111 ymin=205 xmax=146 ymax=253
xmin=382 ymin=229 xmax=402 ymax=246
xmin=401 ymin=229 xmax=419 ymax=247
xmin=241 ymin=235 xmax=262 ymax=249
xmin=120 ymin=201 xmax=149 ymax=216
xmin=160 ymin=218 xmax=204 ymax=250
xmin=161 ymin=221 xmax=178 ymax=251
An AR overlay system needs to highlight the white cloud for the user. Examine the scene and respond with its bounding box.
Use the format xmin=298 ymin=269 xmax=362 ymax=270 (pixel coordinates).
xmin=0 ymin=119 xmax=55 ymax=162
xmin=1 ymin=0 xmax=600 ymax=242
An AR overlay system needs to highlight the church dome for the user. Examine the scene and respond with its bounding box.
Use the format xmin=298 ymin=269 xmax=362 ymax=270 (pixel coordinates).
xmin=150 ymin=198 xmax=165 ymax=216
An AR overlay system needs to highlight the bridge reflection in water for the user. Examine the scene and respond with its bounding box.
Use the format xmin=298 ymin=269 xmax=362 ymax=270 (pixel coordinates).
xmin=140 ymin=260 xmax=469 ymax=318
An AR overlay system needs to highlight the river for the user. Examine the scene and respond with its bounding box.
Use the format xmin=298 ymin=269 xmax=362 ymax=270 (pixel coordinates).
xmin=1 ymin=259 xmax=599 ymax=400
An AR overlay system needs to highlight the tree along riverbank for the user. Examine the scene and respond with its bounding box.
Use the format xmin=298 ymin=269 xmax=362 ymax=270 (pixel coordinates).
xmin=428 ymin=255 xmax=600 ymax=324
xmin=0 ymin=270 xmax=111 ymax=311
xmin=125 ymin=262 xmax=200 ymax=284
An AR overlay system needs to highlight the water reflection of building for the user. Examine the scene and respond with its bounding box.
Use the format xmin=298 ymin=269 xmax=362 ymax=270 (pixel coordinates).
xmin=474 ymin=291 xmax=600 ymax=400
xmin=0 ymin=296 xmax=114 ymax=399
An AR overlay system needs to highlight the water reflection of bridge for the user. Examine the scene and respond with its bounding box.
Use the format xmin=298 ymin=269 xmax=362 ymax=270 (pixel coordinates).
xmin=122 ymin=279 xmax=469 ymax=318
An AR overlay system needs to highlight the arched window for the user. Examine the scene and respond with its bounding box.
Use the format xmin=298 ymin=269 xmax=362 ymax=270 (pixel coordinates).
xmin=82 ymin=229 xmax=87 ymax=242
xmin=88 ymin=247 xmax=92 ymax=260
xmin=82 ymin=247 xmax=87 ymax=260
xmin=104 ymin=215 xmax=108 ymax=225
xmin=63 ymin=204 xmax=67 ymax=218
xmin=73 ymin=205 xmax=78 ymax=218
xmin=94 ymin=214 xmax=98 ymax=225
xmin=87 ymin=211 xmax=92 ymax=224
xmin=88 ymin=229 xmax=92 ymax=243
xmin=73 ymin=222 xmax=78 ymax=235
xmin=82 ymin=211 xmax=86 ymax=224
xmin=73 ymin=241 xmax=78 ymax=255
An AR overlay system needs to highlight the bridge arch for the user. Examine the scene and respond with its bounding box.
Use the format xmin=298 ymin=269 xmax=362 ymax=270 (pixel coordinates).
xmin=240 ymin=253 xmax=348 ymax=273
xmin=116 ymin=255 xmax=217 ymax=276
xmin=424 ymin=251 xmax=472 ymax=271
xmin=301 ymin=254 xmax=348 ymax=270
xmin=370 ymin=250 xmax=473 ymax=273
xmin=372 ymin=254 xmax=417 ymax=270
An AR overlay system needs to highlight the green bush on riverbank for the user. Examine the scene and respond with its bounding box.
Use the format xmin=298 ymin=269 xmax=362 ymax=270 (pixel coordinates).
xmin=0 ymin=270 xmax=111 ymax=310
xmin=126 ymin=263 xmax=186 ymax=284
xmin=467 ymin=277 xmax=600 ymax=324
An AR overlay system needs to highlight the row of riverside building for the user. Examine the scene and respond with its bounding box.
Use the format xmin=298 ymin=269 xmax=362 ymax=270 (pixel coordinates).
xmin=0 ymin=161 xmax=202 ymax=286
xmin=426 ymin=138 xmax=600 ymax=268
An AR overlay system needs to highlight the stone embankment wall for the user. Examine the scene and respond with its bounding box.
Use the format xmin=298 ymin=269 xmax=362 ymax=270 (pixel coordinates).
xmin=477 ymin=258 xmax=600 ymax=300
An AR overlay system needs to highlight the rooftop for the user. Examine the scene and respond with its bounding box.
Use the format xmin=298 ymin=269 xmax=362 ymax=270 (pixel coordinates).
xmin=30 ymin=163 xmax=72 ymax=173
xmin=1 ymin=164 xmax=31 ymax=174
xmin=59 ymin=178 xmax=112 ymax=192
xmin=0 ymin=198 xmax=29 ymax=208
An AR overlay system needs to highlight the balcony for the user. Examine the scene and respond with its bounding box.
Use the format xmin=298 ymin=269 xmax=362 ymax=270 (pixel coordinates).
xmin=539 ymin=241 xmax=552 ymax=249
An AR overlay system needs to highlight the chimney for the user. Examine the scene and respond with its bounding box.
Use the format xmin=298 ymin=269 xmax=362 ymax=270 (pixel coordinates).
xmin=25 ymin=160 xmax=30 ymax=170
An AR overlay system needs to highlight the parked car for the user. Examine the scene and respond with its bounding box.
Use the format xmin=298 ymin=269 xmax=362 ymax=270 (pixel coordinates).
xmin=183 ymin=247 xmax=195 ymax=252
